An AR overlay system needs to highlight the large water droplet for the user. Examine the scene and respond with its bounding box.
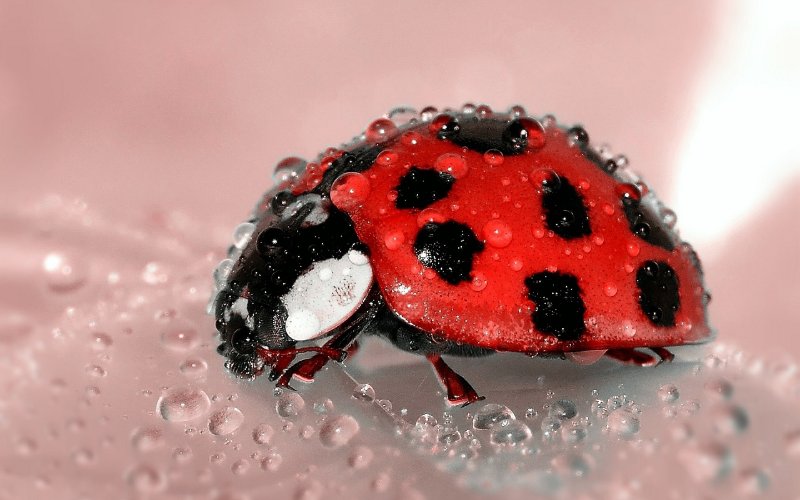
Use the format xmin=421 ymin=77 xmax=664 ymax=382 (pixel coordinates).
xmin=208 ymin=406 xmax=245 ymax=436
xmin=352 ymin=383 xmax=376 ymax=403
xmin=365 ymin=118 xmax=398 ymax=144
xmin=607 ymin=408 xmax=640 ymax=438
xmin=330 ymin=172 xmax=371 ymax=211
xmin=472 ymin=404 xmax=515 ymax=430
xmin=232 ymin=222 xmax=256 ymax=250
xmin=275 ymin=392 xmax=305 ymax=420
xmin=490 ymin=420 xmax=532 ymax=445
xmin=42 ymin=252 xmax=86 ymax=292
xmin=434 ymin=153 xmax=469 ymax=179
xmin=319 ymin=414 xmax=359 ymax=448
xmin=156 ymin=386 xmax=211 ymax=422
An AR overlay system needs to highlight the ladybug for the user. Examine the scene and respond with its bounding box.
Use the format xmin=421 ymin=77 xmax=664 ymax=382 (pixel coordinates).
xmin=210 ymin=105 xmax=712 ymax=405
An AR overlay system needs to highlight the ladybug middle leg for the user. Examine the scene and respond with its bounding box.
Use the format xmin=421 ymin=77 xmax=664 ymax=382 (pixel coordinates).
xmin=605 ymin=347 xmax=674 ymax=367
xmin=426 ymin=354 xmax=485 ymax=407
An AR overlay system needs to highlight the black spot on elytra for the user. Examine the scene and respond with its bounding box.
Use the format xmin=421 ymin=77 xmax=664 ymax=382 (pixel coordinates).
xmin=413 ymin=221 xmax=484 ymax=285
xmin=622 ymin=198 xmax=675 ymax=251
xmin=636 ymin=260 xmax=680 ymax=327
xmin=395 ymin=167 xmax=455 ymax=209
xmin=524 ymin=271 xmax=586 ymax=341
xmin=541 ymin=176 xmax=591 ymax=239
xmin=440 ymin=116 xmax=527 ymax=156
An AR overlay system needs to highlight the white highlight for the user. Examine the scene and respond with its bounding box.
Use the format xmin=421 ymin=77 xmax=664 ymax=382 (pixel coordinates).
xmin=282 ymin=252 xmax=373 ymax=342
xmin=673 ymin=1 xmax=800 ymax=253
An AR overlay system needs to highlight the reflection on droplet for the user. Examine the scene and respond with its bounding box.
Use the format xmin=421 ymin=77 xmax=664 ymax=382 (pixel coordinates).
xmin=275 ymin=393 xmax=305 ymax=421
xmin=473 ymin=404 xmax=515 ymax=430
xmin=208 ymin=406 xmax=245 ymax=436
xmin=156 ymin=386 xmax=211 ymax=422
xmin=319 ymin=414 xmax=359 ymax=448
xmin=42 ymin=252 xmax=86 ymax=292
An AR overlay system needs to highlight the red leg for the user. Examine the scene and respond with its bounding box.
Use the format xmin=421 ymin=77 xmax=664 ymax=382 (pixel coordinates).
xmin=427 ymin=354 xmax=484 ymax=407
xmin=650 ymin=347 xmax=674 ymax=363
xmin=272 ymin=325 xmax=363 ymax=388
xmin=605 ymin=348 xmax=659 ymax=367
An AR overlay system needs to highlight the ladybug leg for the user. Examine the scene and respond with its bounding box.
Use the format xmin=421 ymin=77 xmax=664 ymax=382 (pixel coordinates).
xmin=605 ymin=348 xmax=660 ymax=367
xmin=275 ymin=323 xmax=363 ymax=388
xmin=426 ymin=354 xmax=484 ymax=407
xmin=649 ymin=347 xmax=675 ymax=364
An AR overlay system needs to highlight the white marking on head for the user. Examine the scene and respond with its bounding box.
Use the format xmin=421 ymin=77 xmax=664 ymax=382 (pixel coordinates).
xmin=281 ymin=251 xmax=373 ymax=342
xmin=229 ymin=297 xmax=255 ymax=329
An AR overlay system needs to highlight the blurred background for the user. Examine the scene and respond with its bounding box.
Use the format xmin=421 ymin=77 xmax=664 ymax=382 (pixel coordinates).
xmin=1 ymin=1 xmax=799 ymax=498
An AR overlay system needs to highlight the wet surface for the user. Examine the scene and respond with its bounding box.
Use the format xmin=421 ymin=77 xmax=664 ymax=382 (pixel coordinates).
xmin=1 ymin=196 xmax=799 ymax=499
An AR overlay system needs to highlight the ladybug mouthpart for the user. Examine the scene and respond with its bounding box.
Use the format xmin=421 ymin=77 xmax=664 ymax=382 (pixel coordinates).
xmin=210 ymin=104 xmax=712 ymax=405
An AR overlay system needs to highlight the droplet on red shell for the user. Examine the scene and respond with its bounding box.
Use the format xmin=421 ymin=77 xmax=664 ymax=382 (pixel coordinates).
xmin=330 ymin=172 xmax=371 ymax=210
xmin=604 ymin=283 xmax=618 ymax=297
xmin=531 ymin=168 xmax=560 ymax=194
xmin=520 ymin=117 xmax=546 ymax=150
xmin=508 ymin=105 xmax=527 ymax=118
xmin=434 ymin=153 xmax=469 ymax=179
xmin=483 ymin=149 xmax=504 ymax=166
xmin=417 ymin=208 xmax=445 ymax=228
xmin=365 ymin=118 xmax=398 ymax=144
xmin=616 ymin=183 xmax=642 ymax=204
xmin=429 ymin=114 xmax=460 ymax=138
xmin=384 ymin=230 xmax=405 ymax=250
xmin=510 ymin=258 xmax=524 ymax=271
xmin=401 ymin=131 xmax=422 ymax=146
xmin=375 ymin=150 xmax=398 ymax=167
xmin=475 ymin=104 xmax=493 ymax=118
xmin=482 ymin=220 xmax=513 ymax=248
xmin=470 ymin=272 xmax=488 ymax=292
xmin=419 ymin=106 xmax=438 ymax=122
xmin=627 ymin=242 xmax=641 ymax=257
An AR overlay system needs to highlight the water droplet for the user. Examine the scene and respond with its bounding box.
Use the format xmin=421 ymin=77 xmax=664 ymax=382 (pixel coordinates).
xmin=231 ymin=459 xmax=250 ymax=476
xmin=483 ymin=149 xmax=504 ymax=166
xmin=387 ymin=106 xmax=418 ymax=126
xmin=275 ymin=392 xmax=305 ymax=420
xmin=549 ymin=400 xmax=577 ymax=420
xmin=232 ymin=222 xmax=255 ymax=249
xmin=141 ymin=261 xmax=169 ymax=285
xmin=260 ymin=452 xmax=283 ymax=472
xmin=616 ymin=183 xmax=641 ymax=204
xmin=712 ymin=404 xmax=749 ymax=435
xmin=372 ymin=472 xmax=391 ymax=492
xmin=383 ymin=229 xmax=405 ymax=250
xmin=603 ymin=283 xmax=618 ymax=297
xmin=524 ymin=408 xmax=538 ymax=420
xmin=208 ymin=406 xmax=245 ymax=436
xmin=131 ymin=427 xmax=164 ymax=452
xmin=348 ymin=446 xmax=374 ymax=469
xmin=330 ymin=172 xmax=371 ymax=210
xmin=561 ymin=424 xmax=588 ymax=444
xmin=657 ymin=384 xmax=679 ymax=403
xmin=679 ymin=441 xmax=734 ymax=483
xmin=251 ymin=423 xmax=274 ymax=445
xmin=704 ymin=378 xmax=734 ymax=399
xmin=319 ymin=414 xmax=359 ymax=448
xmin=434 ymin=153 xmax=469 ymax=179
xmin=352 ymin=383 xmax=376 ymax=403
xmin=126 ymin=464 xmax=166 ymax=493
xmin=491 ymin=420 xmax=532 ymax=446
xmin=179 ymin=357 xmax=208 ymax=378
xmin=365 ymin=118 xmax=398 ymax=143
xmin=470 ymin=272 xmax=488 ymax=292
xmin=416 ymin=414 xmax=437 ymax=429
xmin=85 ymin=364 xmax=107 ymax=378
xmin=482 ymin=219 xmax=513 ymax=248
xmin=156 ymin=386 xmax=211 ymax=422
xmin=212 ymin=259 xmax=234 ymax=288
xmin=626 ymin=242 xmax=640 ymax=257
xmin=172 ymin=446 xmax=192 ymax=463
xmin=551 ymin=451 xmax=593 ymax=477
xmin=472 ymin=404 xmax=515 ymax=430
xmin=419 ymin=106 xmax=438 ymax=121
xmin=737 ymin=467 xmax=770 ymax=495
xmin=161 ymin=326 xmax=199 ymax=351
xmin=72 ymin=448 xmax=94 ymax=466
xmin=273 ymin=157 xmax=306 ymax=185
xmin=87 ymin=332 xmax=113 ymax=351
xmin=508 ymin=105 xmax=526 ymax=118
xmin=567 ymin=126 xmax=589 ymax=146
xmin=607 ymin=408 xmax=640 ymax=438
xmin=42 ymin=252 xmax=86 ymax=292
xmin=376 ymin=150 xmax=399 ymax=168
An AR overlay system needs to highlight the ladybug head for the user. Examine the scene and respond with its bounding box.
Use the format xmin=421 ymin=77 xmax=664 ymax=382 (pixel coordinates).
xmin=213 ymin=187 xmax=372 ymax=379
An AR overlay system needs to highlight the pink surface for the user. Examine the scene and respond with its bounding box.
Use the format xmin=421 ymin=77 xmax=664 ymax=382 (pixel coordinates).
xmin=2 ymin=2 xmax=799 ymax=499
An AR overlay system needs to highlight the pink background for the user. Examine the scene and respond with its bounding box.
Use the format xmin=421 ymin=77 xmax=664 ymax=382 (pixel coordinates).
xmin=2 ymin=1 xmax=799 ymax=498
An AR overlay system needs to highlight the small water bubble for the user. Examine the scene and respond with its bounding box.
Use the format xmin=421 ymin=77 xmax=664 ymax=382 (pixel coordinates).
xmin=208 ymin=407 xmax=245 ymax=436
xmin=679 ymin=441 xmax=734 ymax=483
xmin=658 ymin=384 xmax=680 ymax=403
xmin=276 ymin=392 xmax=305 ymax=420
xmin=299 ymin=425 xmax=314 ymax=439
xmin=319 ymin=414 xmax=359 ymax=448
xmin=88 ymin=332 xmax=113 ymax=351
xmin=156 ymin=386 xmax=211 ymax=422
xmin=85 ymin=364 xmax=107 ymax=378
xmin=231 ymin=459 xmax=250 ymax=476
xmin=179 ymin=357 xmax=208 ymax=378
xmin=131 ymin=427 xmax=164 ymax=452
xmin=607 ymin=408 xmax=640 ymax=439
xmin=491 ymin=420 xmax=532 ymax=446
xmin=438 ymin=426 xmax=462 ymax=446
xmin=352 ymin=383 xmax=376 ymax=403
xmin=524 ymin=408 xmax=538 ymax=420
xmin=483 ymin=149 xmax=504 ymax=166
xmin=126 ymin=464 xmax=166 ymax=493
xmin=704 ymin=378 xmax=733 ymax=400
xmin=42 ymin=252 xmax=86 ymax=292
xmin=161 ymin=326 xmax=199 ymax=351
xmin=540 ymin=416 xmax=562 ymax=433
xmin=561 ymin=424 xmax=588 ymax=444
xmin=260 ymin=452 xmax=283 ymax=472
xmin=348 ymin=446 xmax=374 ymax=469
xmin=416 ymin=413 xmax=437 ymax=429
xmin=232 ymin=222 xmax=256 ymax=249
xmin=365 ymin=118 xmax=398 ymax=144
xmin=210 ymin=452 xmax=226 ymax=464
xmin=252 ymin=423 xmax=274 ymax=444
xmin=172 ymin=446 xmax=192 ymax=463
xmin=273 ymin=157 xmax=306 ymax=185
xmin=549 ymin=400 xmax=577 ymax=420
xmin=712 ymin=404 xmax=749 ymax=435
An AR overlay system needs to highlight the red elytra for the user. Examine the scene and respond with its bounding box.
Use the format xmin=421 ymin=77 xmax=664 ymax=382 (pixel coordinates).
xmin=298 ymin=117 xmax=711 ymax=354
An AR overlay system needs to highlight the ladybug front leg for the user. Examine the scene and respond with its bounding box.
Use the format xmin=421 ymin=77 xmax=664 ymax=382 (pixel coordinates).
xmin=275 ymin=325 xmax=362 ymax=389
xmin=426 ymin=354 xmax=484 ymax=407
xmin=605 ymin=347 xmax=674 ymax=367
